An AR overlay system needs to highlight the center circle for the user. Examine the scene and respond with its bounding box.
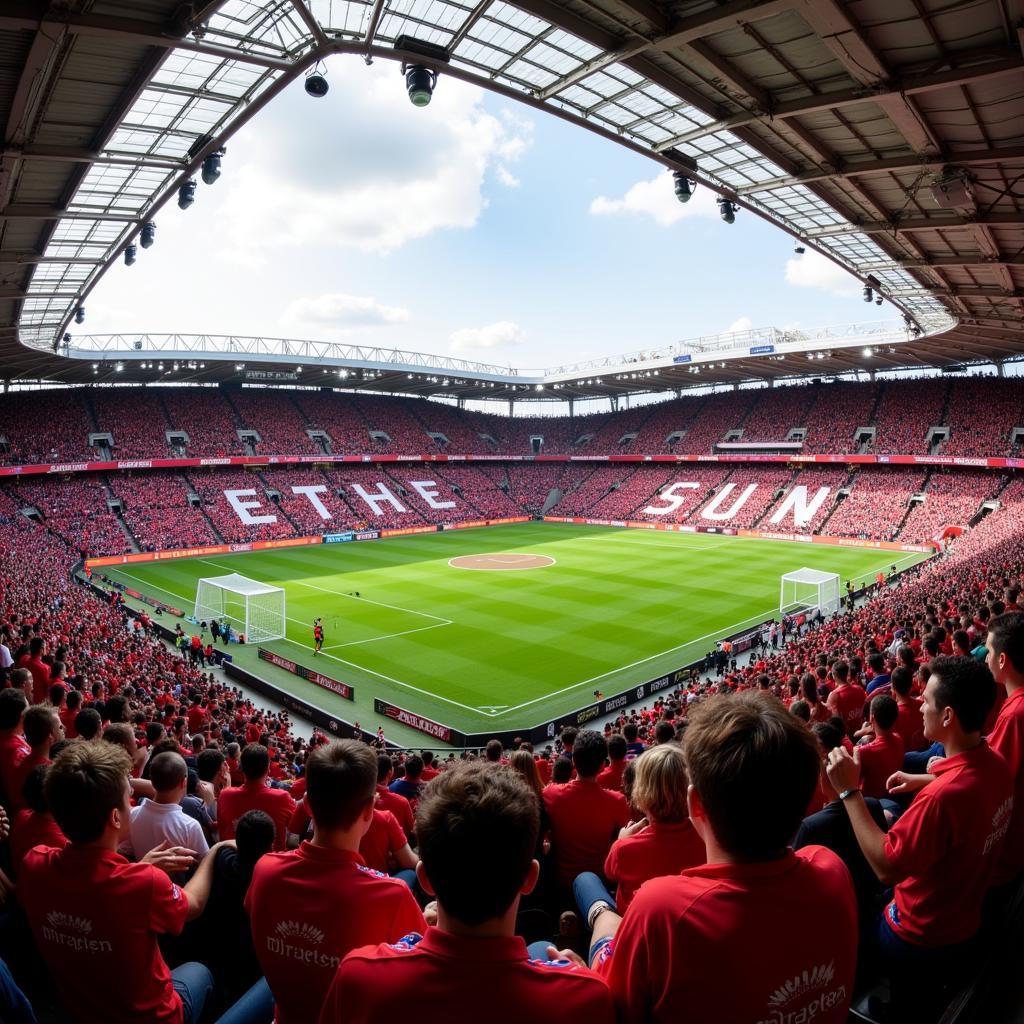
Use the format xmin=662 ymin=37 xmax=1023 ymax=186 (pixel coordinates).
xmin=448 ymin=553 xmax=556 ymax=571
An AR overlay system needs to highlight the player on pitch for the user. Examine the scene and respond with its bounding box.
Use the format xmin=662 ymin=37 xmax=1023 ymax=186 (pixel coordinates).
xmin=313 ymin=617 xmax=325 ymax=655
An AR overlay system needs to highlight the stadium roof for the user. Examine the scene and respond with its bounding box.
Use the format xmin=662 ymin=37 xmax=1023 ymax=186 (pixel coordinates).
xmin=1 ymin=0 xmax=1022 ymax=397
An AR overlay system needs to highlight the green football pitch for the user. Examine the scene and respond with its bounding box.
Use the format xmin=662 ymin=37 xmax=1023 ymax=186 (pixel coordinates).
xmin=100 ymin=523 xmax=929 ymax=738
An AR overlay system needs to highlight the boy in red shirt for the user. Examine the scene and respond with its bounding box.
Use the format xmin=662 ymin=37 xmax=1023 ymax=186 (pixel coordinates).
xmin=318 ymin=762 xmax=614 ymax=1024
xmin=596 ymin=734 xmax=628 ymax=792
xmin=376 ymin=753 xmax=415 ymax=838
xmin=217 ymin=742 xmax=296 ymax=850
xmin=543 ymin=731 xmax=630 ymax=891
xmin=582 ymin=692 xmax=857 ymax=1024
xmin=245 ymin=740 xmax=425 ymax=1024
xmin=8 ymin=705 xmax=62 ymax=813
xmin=828 ymin=655 xmax=1012 ymax=1023
xmin=856 ymin=695 xmax=904 ymax=799
xmin=891 ymin=666 xmax=926 ymax=752
xmin=826 ymin=660 xmax=866 ymax=737
xmin=19 ymin=740 xmax=231 ymax=1024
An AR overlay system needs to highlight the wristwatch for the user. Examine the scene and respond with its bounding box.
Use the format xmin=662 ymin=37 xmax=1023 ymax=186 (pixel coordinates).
xmin=839 ymin=787 xmax=861 ymax=801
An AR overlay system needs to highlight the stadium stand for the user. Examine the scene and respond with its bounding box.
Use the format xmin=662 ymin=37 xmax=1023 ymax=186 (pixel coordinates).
xmin=162 ymin=389 xmax=246 ymax=457
xmin=871 ymin=378 xmax=949 ymax=455
xmin=109 ymin=473 xmax=218 ymax=551
xmin=822 ymin=468 xmax=927 ymax=541
xmin=0 ymin=390 xmax=93 ymax=464
xmin=229 ymin=390 xmax=323 ymax=456
xmin=91 ymin=389 xmax=172 ymax=460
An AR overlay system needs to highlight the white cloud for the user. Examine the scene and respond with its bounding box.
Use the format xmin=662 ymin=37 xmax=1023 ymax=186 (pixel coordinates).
xmin=213 ymin=61 xmax=533 ymax=260
xmin=496 ymin=165 xmax=520 ymax=188
xmin=589 ymin=172 xmax=720 ymax=226
xmin=784 ymin=249 xmax=860 ymax=298
xmin=724 ymin=315 xmax=753 ymax=334
xmin=449 ymin=320 xmax=525 ymax=352
xmin=281 ymin=293 xmax=410 ymax=332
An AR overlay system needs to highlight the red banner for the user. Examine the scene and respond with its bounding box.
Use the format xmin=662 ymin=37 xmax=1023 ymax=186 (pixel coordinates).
xmin=86 ymin=534 xmax=323 ymax=568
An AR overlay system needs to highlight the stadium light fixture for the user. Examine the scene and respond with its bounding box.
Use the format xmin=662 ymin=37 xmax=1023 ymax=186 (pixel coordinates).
xmin=875 ymin=295 xmax=883 ymax=306
xmin=403 ymin=65 xmax=437 ymax=107
xmin=863 ymin=285 xmax=873 ymax=303
xmin=178 ymin=180 xmax=197 ymax=209
xmin=305 ymin=65 xmax=329 ymax=97
xmin=717 ymin=198 xmax=736 ymax=224
xmin=201 ymin=150 xmax=224 ymax=185
xmin=672 ymin=172 xmax=694 ymax=203
xmin=793 ymin=245 xmax=806 ymax=254
xmin=74 ymin=306 xmax=85 ymax=324
xmin=140 ymin=222 xmax=156 ymax=248
xmin=124 ymin=244 xmax=137 ymax=266
xmin=863 ymin=347 xmax=873 ymax=358
xmin=115 ymin=362 xmax=124 ymax=372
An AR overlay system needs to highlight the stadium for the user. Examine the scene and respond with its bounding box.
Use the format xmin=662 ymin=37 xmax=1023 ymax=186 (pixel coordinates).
xmin=0 ymin=0 xmax=1022 ymax=1022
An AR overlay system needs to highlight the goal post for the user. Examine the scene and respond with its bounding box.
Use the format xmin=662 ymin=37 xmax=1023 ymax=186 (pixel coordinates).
xmin=195 ymin=573 xmax=286 ymax=644
xmin=780 ymin=568 xmax=841 ymax=620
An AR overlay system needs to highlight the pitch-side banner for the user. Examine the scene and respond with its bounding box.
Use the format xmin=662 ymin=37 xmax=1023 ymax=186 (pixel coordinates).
xmin=258 ymin=648 xmax=354 ymax=700
xmin=373 ymin=698 xmax=455 ymax=743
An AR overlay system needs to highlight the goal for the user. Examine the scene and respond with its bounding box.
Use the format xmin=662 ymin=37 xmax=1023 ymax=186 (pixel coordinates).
xmin=194 ymin=573 xmax=286 ymax=644
xmin=780 ymin=568 xmax=841 ymax=620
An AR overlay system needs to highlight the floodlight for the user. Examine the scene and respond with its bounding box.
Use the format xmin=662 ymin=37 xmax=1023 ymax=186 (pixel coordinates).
xmin=863 ymin=286 xmax=873 ymax=303
xmin=305 ymin=71 xmax=329 ymax=97
xmin=201 ymin=151 xmax=223 ymax=185
xmin=863 ymin=347 xmax=873 ymax=358
xmin=717 ymin=198 xmax=736 ymax=224
xmin=178 ymin=180 xmax=197 ymax=209
xmin=124 ymin=244 xmax=137 ymax=267
xmin=875 ymin=295 xmax=883 ymax=306
xmin=793 ymin=245 xmax=806 ymax=254
xmin=404 ymin=65 xmax=437 ymax=106
xmin=672 ymin=172 xmax=694 ymax=204
xmin=74 ymin=306 xmax=85 ymax=324
xmin=140 ymin=221 xmax=156 ymax=248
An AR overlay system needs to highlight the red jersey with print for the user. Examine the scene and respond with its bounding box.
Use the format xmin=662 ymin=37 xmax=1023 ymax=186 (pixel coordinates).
xmin=245 ymin=843 xmax=425 ymax=1024
xmin=594 ymin=847 xmax=857 ymax=1024
xmin=986 ymin=687 xmax=1024 ymax=885
xmin=893 ymin=697 xmax=926 ymax=752
xmin=318 ymin=928 xmax=614 ymax=1024
xmin=826 ymin=684 xmax=866 ymax=735
xmin=882 ymin=740 xmax=1012 ymax=946
xmin=543 ymin=779 xmax=630 ymax=886
xmin=376 ymin=784 xmax=414 ymax=837
xmin=218 ymin=780 xmax=296 ymax=850
xmin=603 ymin=820 xmax=706 ymax=914
xmin=359 ymin=809 xmax=407 ymax=874
xmin=0 ymin=732 xmax=30 ymax=804
xmin=19 ymin=845 xmax=189 ymax=1024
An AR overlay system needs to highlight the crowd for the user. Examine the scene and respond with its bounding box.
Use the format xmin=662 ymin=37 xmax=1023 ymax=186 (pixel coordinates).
xmin=824 ymin=468 xmax=927 ymax=541
xmin=228 ymin=392 xmax=322 ymax=457
xmin=0 ymin=472 xmax=1023 ymax=1021
xmin=870 ymin=379 xmax=948 ymax=455
xmin=110 ymin=474 xmax=219 ymax=552
xmin=899 ymin=471 xmax=1002 ymax=544
xmin=91 ymin=390 xmax=174 ymax=460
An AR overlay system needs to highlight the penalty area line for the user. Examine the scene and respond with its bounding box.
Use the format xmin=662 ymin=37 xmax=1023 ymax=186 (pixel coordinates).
xmin=322 ymin=621 xmax=451 ymax=650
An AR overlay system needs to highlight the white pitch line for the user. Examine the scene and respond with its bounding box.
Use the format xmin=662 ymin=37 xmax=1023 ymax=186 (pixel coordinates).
xmin=490 ymin=604 xmax=781 ymax=718
xmin=198 ymin=559 xmax=451 ymax=625
xmin=322 ymin=621 xmax=450 ymax=650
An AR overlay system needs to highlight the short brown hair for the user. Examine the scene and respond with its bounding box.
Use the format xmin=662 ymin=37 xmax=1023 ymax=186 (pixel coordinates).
xmin=45 ymin=741 xmax=132 ymax=843
xmin=305 ymin=740 xmax=377 ymax=831
xmin=416 ymin=763 xmax=538 ymax=926
xmin=631 ymin=744 xmax=689 ymax=823
xmin=23 ymin=705 xmax=59 ymax=747
xmin=683 ymin=692 xmax=819 ymax=860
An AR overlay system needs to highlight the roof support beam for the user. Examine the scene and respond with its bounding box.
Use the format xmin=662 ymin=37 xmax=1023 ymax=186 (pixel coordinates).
xmin=806 ymin=213 xmax=1024 ymax=236
xmin=7 ymin=145 xmax=186 ymax=170
xmin=533 ymin=0 xmax=791 ymax=100
xmin=654 ymin=53 xmax=1024 ymax=151
xmin=735 ymin=145 xmax=1024 ymax=195
xmin=859 ymin=255 xmax=1024 ymax=270
xmin=0 ymin=206 xmax=140 ymax=222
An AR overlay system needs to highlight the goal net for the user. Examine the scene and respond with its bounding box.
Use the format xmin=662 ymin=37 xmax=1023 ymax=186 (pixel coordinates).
xmin=780 ymin=568 xmax=840 ymax=620
xmin=195 ymin=573 xmax=286 ymax=644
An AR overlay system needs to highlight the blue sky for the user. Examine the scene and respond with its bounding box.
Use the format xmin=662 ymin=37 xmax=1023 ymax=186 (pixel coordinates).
xmin=85 ymin=56 xmax=891 ymax=369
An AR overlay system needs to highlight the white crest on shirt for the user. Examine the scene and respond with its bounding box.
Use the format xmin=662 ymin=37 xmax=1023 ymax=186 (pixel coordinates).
xmin=275 ymin=920 xmax=324 ymax=945
xmin=45 ymin=911 xmax=92 ymax=935
xmin=758 ymin=961 xmax=847 ymax=1024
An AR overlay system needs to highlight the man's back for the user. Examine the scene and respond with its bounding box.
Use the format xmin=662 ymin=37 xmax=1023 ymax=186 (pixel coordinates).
xmin=320 ymin=929 xmax=614 ymax=1024
xmin=130 ymin=800 xmax=209 ymax=863
xmin=246 ymin=843 xmax=425 ymax=1024
xmin=218 ymin=781 xmax=295 ymax=849
xmin=827 ymin=684 xmax=866 ymax=734
xmin=543 ymin=778 xmax=629 ymax=886
xmin=893 ymin=697 xmax=926 ymax=751
xmin=375 ymin=785 xmax=414 ymax=836
xmin=594 ymin=846 xmax=857 ymax=1024
xmin=989 ymin=687 xmax=1024 ymax=884
xmin=858 ymin=732 xmax=904 ymax=799
xmin=597 ymin=760 xmax=626 ymax=792
xmin=883 ymin=740 xmax=1012 ymax=946
xmin=20 ymin=844 xmax=188 ymax=1024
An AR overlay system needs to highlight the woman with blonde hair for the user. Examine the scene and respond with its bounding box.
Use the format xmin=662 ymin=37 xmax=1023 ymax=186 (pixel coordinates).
xmin=574 ymin=742 xmax=705 ymax=919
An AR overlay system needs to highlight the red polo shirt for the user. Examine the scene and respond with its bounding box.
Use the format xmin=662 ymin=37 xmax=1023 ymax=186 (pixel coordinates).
xmin=603 ymin=820 xmax=705 ymax=914
xmin=318 ymin=928 xmax=614 ymax=1024
xmin=857 ymin=732 xmax=905 ymax=799
xmin=19 ymin=845 xmax=188 ymax=1024
xmin=827 ymin=684 xmax=866 ymax=735
xmin=18 ymin=655 xmax=51 ymax=704
xmin=376 ymin=784 xmax=414 ymax=837
xmin=596 ymin=760 xmax=626 ymax=793
xmin=986 ymin=686 xmax=1024 ymax=885
xmin=218 ymin=779 xmax=296 ymax=850
xmin=359 ymin=809 xmax=407 ymax=874
xmin=893 ymin=697 xmax=926 ymax=752
xmin=0 ymin=731 xmax=30 ymax=804
xmin=10 ymin=808 xmax=67 ymax=874
xmin=594 ymin=847 xmax=857 ymax=1024
xmin=246 ymin=843 xmax=425 ymax=1024
xmin=7 ymin=750 xmax=50 ymax=814
xmin=543 ymin=778 xmax=630 ymax=887
xmin=882 ymin=740 xmax=1012 ymax=946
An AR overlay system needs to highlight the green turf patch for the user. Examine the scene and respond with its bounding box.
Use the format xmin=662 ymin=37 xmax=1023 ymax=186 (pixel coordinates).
xmin=102 ymin=523 xmax=928 ymax=737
